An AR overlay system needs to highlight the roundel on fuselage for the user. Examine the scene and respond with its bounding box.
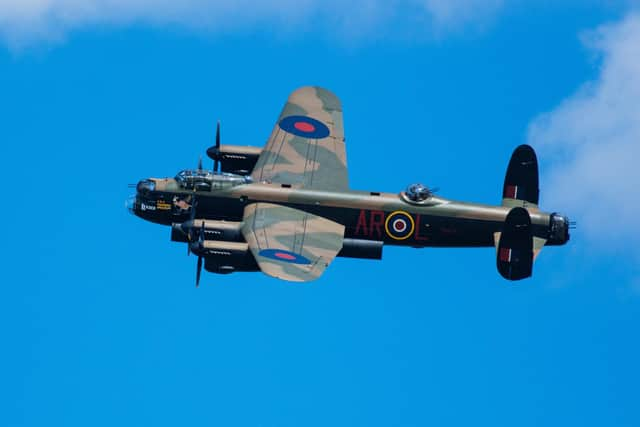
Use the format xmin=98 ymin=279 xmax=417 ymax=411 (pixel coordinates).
xmin=385 ymin=211 xmax=415 ymax=240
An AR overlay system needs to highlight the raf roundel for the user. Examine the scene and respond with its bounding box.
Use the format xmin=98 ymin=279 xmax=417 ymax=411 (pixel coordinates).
xmin=279 ymin=115 xmax=331 ymax=139
xmin=385 ymin=211 xmax=415 ymax=240
xmin=258 ymin=248 xmax=312 ymax=265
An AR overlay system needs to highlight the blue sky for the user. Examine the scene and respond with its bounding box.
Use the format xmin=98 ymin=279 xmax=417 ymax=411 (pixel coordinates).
xmin=1 ymin=2 xmax=639 ymax=426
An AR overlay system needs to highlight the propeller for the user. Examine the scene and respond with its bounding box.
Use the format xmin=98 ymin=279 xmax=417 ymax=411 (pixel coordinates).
xmin=196 ymin=255 xmax=203 ymax=288
xmin=198 ymin=156 xmax=203 ymax=171
xmin=195 ymin=221 xmax=205 ymax=288
xmin=213 ymin=120 xmax=221 ymax=172
xmin=187 ymin=196 xmax=198 ymax=256
xmin=205 ymin=120 xmax=222 ymax=172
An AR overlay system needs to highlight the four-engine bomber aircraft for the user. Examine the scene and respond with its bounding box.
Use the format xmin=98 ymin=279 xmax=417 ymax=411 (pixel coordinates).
xmin=128 ymin=86 xmax=570 ymax=286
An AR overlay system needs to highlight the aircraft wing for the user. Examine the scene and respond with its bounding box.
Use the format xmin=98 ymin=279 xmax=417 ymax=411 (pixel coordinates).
xmin=250 ymin=86 xmax=348 ymax=191
xmin=241 ymin=203 xmax=345 ymax=282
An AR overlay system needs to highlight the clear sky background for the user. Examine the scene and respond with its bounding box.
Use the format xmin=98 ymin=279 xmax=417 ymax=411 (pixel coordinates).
xmin=1 ymin=1 xmax=639 ymax=426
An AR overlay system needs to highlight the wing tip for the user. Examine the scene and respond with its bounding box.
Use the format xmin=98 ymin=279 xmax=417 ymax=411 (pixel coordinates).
xmin=289 ymin=86 xmax=342 ymax=111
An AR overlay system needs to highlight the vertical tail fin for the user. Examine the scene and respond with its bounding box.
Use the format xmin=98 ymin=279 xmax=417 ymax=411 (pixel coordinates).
xmin=496 ymin=207 xmax=534 ymax=281
xmin=502 ymin=144 xmax=539 ymax=208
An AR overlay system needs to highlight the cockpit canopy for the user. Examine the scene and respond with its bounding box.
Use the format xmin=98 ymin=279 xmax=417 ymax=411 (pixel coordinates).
xmin=405 ymin=183 xmax=432 ymax=202
xmin=175 ymin=169 xmax=251 ymax=191
xmin=136 ymin=179 xmax=156 ymax=194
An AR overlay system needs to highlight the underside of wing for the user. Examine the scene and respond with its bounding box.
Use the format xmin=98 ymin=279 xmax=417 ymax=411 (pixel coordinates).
xmin=251 ymin=86 xmax=348 ymax=191
xmin=241 ymin=203 xmax=345 ymax=282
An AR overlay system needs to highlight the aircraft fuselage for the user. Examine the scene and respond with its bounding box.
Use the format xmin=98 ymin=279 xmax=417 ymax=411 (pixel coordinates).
xmin=130 ymin=179 xmax=569 ymax=248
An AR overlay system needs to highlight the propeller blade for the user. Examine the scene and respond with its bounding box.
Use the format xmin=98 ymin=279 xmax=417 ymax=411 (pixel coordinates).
xmin=196 ymin=255 xmax=203 ymax=288
xmin=189 ymin=197 xmax=197 ymax=222
xmin=198 ymin=156 xmax=203 ymax=171
xmin=195 ymin=221 xmax=206 ymax=287
xmin=214 ymin=120 xmax=221 ymax=172
xmin=187 ymin=196 xmax=198 ymax=256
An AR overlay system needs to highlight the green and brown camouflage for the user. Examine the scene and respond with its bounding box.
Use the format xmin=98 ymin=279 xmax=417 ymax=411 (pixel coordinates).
xmin=129 ymin=86 xmax=570 ymax=284
xmin=251 ymin=86 xmax=348 ymax=191
xmin=241 ymin=203 xmax=345 ymax=282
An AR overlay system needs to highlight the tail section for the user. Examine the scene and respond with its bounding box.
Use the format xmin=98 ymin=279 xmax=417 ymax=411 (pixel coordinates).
xmin=496 ymin=145 xmax=546 ymax=281
xmin=502 ymin=144 xmax=539 ymax=208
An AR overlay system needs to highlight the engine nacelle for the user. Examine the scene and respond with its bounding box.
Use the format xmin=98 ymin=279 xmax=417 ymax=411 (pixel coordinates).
xmin=206 ymin=144 xmax=262 ymax=175
xmin=194 ymin=241 xmax=259 ymax=274
xmin=171 ymin=220 xmax=243 ymax=243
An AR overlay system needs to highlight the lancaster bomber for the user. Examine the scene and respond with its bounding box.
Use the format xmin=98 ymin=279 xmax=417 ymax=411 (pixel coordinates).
xmin=128 ymin=86 xmax=570 ymax=286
